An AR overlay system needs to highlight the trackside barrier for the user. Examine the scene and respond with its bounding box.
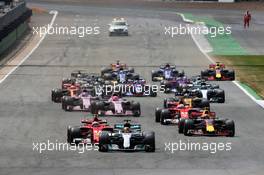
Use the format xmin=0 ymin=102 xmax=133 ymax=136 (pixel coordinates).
xmin=0 ymin=8 xmax=32 ymax=56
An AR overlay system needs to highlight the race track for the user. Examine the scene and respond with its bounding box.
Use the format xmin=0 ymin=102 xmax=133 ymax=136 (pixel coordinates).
xmin=0 ymin=2 xmax=264 ymax=175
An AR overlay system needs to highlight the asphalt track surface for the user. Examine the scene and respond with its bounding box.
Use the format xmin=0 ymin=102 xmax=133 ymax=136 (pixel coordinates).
xmin=0 ymin=2 xmax=264 ymax=175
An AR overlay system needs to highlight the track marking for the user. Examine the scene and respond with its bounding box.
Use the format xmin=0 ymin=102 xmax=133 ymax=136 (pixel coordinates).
xmin=178 ymin=13 xmax=264 ymax=109
xmin=0 ymin=10 xmax=58 ymax=84
xmin=177 ymin=13 xmax=215 ymax=64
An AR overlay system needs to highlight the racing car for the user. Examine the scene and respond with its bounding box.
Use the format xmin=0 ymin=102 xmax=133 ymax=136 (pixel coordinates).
xmin=156 ymin=97 xmax=210 ymax=125
xmin=101 ymin=60 xmax=134 ymax=76
xmin=177 ymin=81 xmax=225 ymax=103
xmin=102 ymin=69 xmax=139 ymax=83
xmin=193 ymin=81 xmax=225 ymax=103
xmin=160 ymin=76 xmax=189 ymax=93
xmin=70 ymin=70 xmax=98 ymax=78
xmin=51 ymin=72 xmax=104 ymax=103
xmin=67 ymin=116 xmax=113 ymax=144
xmin=51 ymin=84 xmax=80 ymax=103
xmin=166 ymin=91 xmax=210 ymax=109
xmin=61 ymin=89 xmax=101 ymax=111
xmin=201 ymin=62 xmax=235 ymax=81
xmin=98 ymin=120 xmax=155 ymax=152
xmin=61 ymin=72 xmax=103 ymax=88
xmin=90 ymin=94 xmax=141 ymax=117
xmin=108 ymin=18 xmax=129 ymax=36
xmin=151 ymin=63 xmax=184 ymax=81
xmin=178 ymin=109 xmax=235 ymax=137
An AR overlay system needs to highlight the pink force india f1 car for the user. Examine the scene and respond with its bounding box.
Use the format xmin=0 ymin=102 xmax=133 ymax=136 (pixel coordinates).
xmin=90 ymin=94 xmax=141 ymax=117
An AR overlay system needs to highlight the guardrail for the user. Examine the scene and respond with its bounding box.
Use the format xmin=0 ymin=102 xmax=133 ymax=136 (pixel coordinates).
xmin=0 ymin=1 xmax=27 ymax=31
xmin=0 ymin=1 xmax=32 ymax=56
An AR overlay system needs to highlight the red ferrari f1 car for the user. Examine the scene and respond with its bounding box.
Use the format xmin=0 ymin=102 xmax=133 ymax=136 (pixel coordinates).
xmin=155 ymin=97 xmax=210 ymax=125
xmin=67 ymin=116 xmax=113 ymax=144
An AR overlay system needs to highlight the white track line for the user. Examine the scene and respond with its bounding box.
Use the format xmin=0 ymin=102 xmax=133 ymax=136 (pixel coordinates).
xmin=0 ymin=10 xmax=58 ymax=84
xmin=178 ymin=13 xmax=264 ymax=109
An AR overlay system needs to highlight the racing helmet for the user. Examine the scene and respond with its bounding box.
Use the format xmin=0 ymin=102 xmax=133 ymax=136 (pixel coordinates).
xmin=93 ymin=114 xmax=99 ymax=121
xmin=183 ymin=93 xmax=189 ymax=98
xmin=202 ymin=110 xmax=210 ymax=118
xmin=177 ymin=104 xmax=184 ymax=108
xmin=215 ymin=62 xmax=221 ymax=69
xmin=203 ymin=110 xmax=209 ymax=115
xmin=201 ymin=82 xmax=207 ymax=89
xmin=182 ymin=88 xmax=187 ymax=93
xmin=81 ymin=90 xmax=89 ymax=97
xmin=112 ymin=95 xmax=119 ymax=101
xmin=124 ymin=127 xmax=130 ymax=133
xmin=124 ymin=121 xmax=131 ymax=128
xmin=92 ymin=121 xmax=99 ymax=127
xmin=70 ymin=85 xmax=76 ymax=89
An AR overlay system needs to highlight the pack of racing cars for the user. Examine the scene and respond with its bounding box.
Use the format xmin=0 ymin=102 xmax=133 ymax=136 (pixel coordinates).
xmin=51 ymin=61 xmax=235 ymax=153
xmin=155 ymin=99 xmax=235 ymax=137
xmin=67 ymin=117 xmax=155 ymax=152
xmin=51 ymin=61 xmax=158 ymax=114
xmin=153 ymin=62 xmax=235 ymax=137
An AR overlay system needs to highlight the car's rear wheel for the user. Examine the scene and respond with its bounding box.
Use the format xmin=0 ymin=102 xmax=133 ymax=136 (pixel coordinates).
xmin=155 ymin=108 xmax=162 ymax=122
xmin=184 ymin=119 xmax=194 ymax=136
xmin=160 ymin=109 xmax=170 ymax=125
xmin=178 ymin=118 xmax=185 ymax=134
xmin=143 ymin=131 xmax=155 ymax=152
xmin=226 ymin=120 xmax=235 ymax=137
xmin=67 ymin=126 xmax=81 ymax=144
xmin=98 ymin=131 xmax=110 ymax=152
xmin=132 ymin=102 xmax=141 ymax=117
xmin=51 ymin=89 xmax=62 ymax=103
xmin=67 ymin=126 xmax=72 ymax=143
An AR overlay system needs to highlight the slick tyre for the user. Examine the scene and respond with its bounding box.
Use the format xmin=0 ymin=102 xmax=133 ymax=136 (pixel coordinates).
xmin=132 ymin=102 xmax=141 ymax=117
xmin=226 ymin=120 xmax=235 ymax=137
xmin=155 ymin=108 xmax=162 ymax=122
xmin=99 ymin=131 xmax=110 ymax=152
xmin=160 ymin=109 xmax=170 ymax=125
xmin=178 ymin=118 xmax=185 ymax=134
xmin=67 ymin=126 xmax=81 ymax=144
xmin=143 ymin=131 xmax=155 ymax=152
xmin=184 ymin=119 xmax=194 ymax=136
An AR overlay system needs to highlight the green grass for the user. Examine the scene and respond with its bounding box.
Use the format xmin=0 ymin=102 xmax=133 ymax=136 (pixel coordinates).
xmin=182 ymin=13 xmax=248 ymax=55
xmin=217 ymin=55 xmax=264 ymax=99
xmin=181 ymin=13 xmax=263 ymax=99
